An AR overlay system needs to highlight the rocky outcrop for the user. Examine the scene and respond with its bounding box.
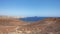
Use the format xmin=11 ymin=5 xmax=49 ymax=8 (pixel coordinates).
xmin=0 ymin=17 xmax=60 ymax=34
xmin=0 ymin=17 xmax=29 ymax=26
xmin=40 ymin=18 xmax=60 ymax=34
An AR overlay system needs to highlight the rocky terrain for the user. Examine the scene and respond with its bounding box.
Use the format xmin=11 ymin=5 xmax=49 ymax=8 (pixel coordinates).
xmin=0 ymin=16 xmax=60 ymax=34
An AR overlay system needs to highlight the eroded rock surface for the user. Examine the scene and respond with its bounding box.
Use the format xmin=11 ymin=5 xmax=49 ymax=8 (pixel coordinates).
xmin=0 ymin=17 xmax=60 ymax=34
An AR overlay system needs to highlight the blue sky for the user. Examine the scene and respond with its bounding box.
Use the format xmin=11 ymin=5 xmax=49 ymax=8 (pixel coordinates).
xmin=0 ymin=0 xmax=60 ymax=17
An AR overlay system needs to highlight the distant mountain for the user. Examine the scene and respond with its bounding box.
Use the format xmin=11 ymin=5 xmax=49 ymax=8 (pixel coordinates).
xmin=19 ymin=17 xmax=47 ymax=22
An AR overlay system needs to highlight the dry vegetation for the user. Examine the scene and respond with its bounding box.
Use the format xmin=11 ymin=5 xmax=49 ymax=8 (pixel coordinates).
xmin=0 ymin=16 xmax=60 ymax=34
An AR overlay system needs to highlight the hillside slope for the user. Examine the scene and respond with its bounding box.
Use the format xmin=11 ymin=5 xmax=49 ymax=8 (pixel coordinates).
xmin=0 ymin=17 xmax=60 ymax=34
xmin=0 ymin=17 xmax=29 ymax=26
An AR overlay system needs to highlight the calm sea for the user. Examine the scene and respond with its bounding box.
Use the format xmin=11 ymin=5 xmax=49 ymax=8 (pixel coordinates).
xmin=19 ymin=17 xmax=47 ymax=22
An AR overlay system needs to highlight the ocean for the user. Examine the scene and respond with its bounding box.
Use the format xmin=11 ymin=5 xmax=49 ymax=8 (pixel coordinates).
xmin=19 ymin=17 xmax=47 ymax=22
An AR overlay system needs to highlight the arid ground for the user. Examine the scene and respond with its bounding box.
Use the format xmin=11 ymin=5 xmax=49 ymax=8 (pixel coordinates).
xmin=0 ymin=16 xmax=60 ymax=34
